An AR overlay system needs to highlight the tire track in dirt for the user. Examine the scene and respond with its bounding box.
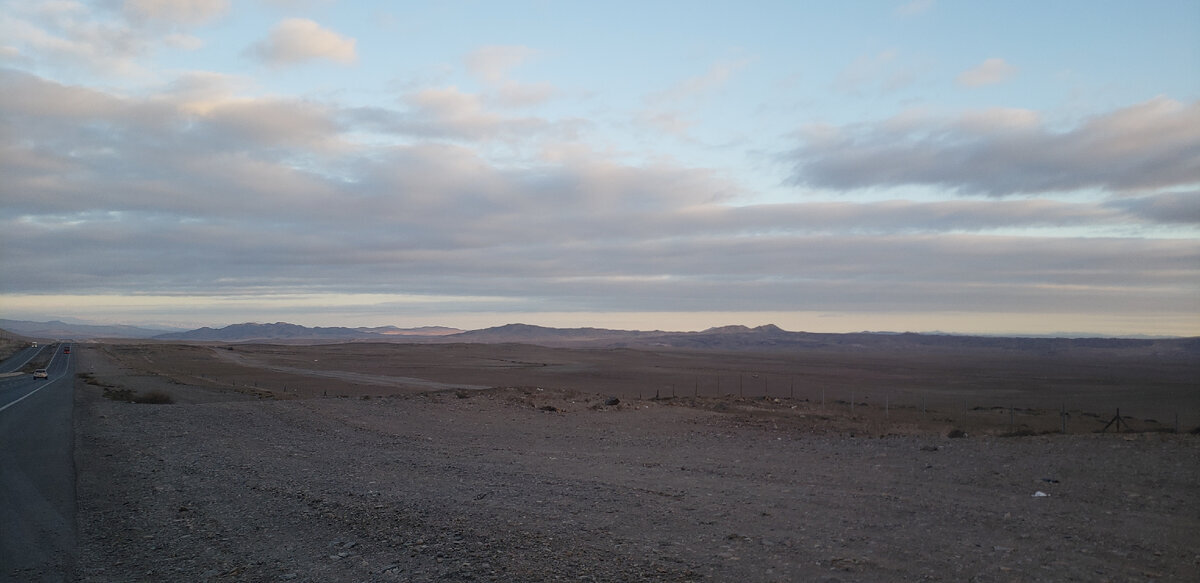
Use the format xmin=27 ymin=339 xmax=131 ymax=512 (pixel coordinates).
xmin=208 ymin=347 xmax=490 ymax=391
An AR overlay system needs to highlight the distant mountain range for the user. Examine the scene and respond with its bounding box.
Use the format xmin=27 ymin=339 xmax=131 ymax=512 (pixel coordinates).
xmin=153 ymin=322 xmax=464 ymax=342
xmin=154 ymin=321 xmax=1199 ymax=355
xmin=0 ymin=319 xmax=461 ymax=342
xmin=0 ymin=319 xmax=180 ymax=340
xmin=3 ymin=319 xmax=1195 ymax=355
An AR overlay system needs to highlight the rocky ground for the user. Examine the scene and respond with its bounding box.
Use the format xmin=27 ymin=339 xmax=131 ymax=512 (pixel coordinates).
xmin=72 ymin=344 xmax=1200 ymax=582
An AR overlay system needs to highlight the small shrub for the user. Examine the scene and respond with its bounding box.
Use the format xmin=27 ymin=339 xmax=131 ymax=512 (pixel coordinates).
xmin=78 ymin=373 xmax=108 ymax=387
xmin=132 ymin=391 xmax=174 ymax=404
xmin=102 ymin=386 xmax=173 ymax=404
xmin=946 ymin=429 xmax=968 ymax=438
xmin=102 ymin=387 xmax=136 ymax=402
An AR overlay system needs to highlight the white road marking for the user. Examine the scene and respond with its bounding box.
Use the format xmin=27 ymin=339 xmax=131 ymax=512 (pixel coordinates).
xmin=0 ymin=379 xmax=56 ymax=413
xmin=4 ymin=345 xmax=46 ymax=372
xmin=0 ymin=348 xmax=65 ymax=413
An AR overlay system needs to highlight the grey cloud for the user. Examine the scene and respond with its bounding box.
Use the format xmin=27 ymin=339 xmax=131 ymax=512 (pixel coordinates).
xmin=195 ymin=99 xmax=344 ymax=150
xmin=245 ymin=18 xmax=356 ymax=67
xmin=473 ymin=235 xmax=1199 ymax=315
xmin=3 ymin=70 xmax=1196 ymax=323
xmin=8 ymin=207 xmax=1194 ymax=319
xmin=1106 ymin=191 xmax=1200 ymax=225
xmin=0 ymin=68 xmax=126 ymax=119
xmin=697 ymin=199 xmax=1127 ymax=234
xmin=1 ymin=72 xmax=1186 ymax=240
xmin=789 ymin=98 xmax=1200 ymax=195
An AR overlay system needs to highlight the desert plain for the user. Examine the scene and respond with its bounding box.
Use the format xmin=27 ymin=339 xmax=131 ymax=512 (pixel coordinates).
xmin=50 ymin=339 xmax=1200 ymax=581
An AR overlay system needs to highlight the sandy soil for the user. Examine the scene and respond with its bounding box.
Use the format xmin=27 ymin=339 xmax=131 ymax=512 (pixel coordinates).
xmin=72 ymin=343 xmax=1200 ymax=582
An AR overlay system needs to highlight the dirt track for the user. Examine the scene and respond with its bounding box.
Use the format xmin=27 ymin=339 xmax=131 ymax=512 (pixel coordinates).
xmin=72 ymin=343 xmax=1200 ymax=582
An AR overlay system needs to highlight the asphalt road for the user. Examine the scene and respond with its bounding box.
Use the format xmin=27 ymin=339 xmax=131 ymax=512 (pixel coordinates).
xmin=1 ymin=345 xmax=77 ymax=582
xmin=0 ymin=345 xmax=44 ymax=374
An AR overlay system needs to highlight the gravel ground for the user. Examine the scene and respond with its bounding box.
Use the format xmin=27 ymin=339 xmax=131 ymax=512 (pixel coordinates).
xmin=73 ymin=346 xmax=1200 ymax=582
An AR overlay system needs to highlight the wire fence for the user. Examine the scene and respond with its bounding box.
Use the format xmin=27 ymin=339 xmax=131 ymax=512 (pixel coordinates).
xmin=633 ymin=372 xmax=1199 ymax=435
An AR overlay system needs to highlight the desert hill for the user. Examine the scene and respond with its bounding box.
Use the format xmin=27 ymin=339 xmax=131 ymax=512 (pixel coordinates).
xmin=7 ymin=317 xmax=1195 ymax=355
xmin=154 ymin=322 xmax=375 ymax=342
xmin=141 ymin=321 xmax=1199 ymax=356
xmin=0 ymin=319 xmax=177 ymax=340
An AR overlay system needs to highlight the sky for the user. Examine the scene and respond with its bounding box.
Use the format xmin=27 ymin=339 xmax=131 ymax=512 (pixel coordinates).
xmin=1 ymin=0 xmax=1198 ymax=336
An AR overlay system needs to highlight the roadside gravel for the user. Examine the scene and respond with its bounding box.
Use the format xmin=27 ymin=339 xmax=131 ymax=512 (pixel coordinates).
xmin=73 ymin=347 xmax=1200 ymax=582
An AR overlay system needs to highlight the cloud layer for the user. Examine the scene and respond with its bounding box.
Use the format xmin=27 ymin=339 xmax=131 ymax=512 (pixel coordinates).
xmin=790 ymin=98 xmax=1200 ymax=195
xmin=2 ymin=68 xmax=1196 ymax=331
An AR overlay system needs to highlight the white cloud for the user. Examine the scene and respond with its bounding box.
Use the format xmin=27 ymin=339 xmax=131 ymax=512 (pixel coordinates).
xmin=123 ymin=0 xmax=230 ymax=25
xmin=954 ymin=107 xmax=1040 ymax=133
xmin=465 ymin=45 xmax=556 ymax=108
xmin=246 ymin=18 xmax=356 ymax=67
xmin=638 ymin=111 xmax=695 ymax=138
xmin=199 ymin=99 xmax=344 ymax=150
xmin=465 ymin=45 xmax=536 ymax=84
xmin=896 ymin=0 xmax=934 ymax=16
xmin=156 ymin=70 xmax=248 ymax=110
xmin=491 ymin=80 xmax=556 ymax=108
xmin=162 ymin=32 xmax=204 ymax=50
xmin=260 ymin=0 xmax=335 ymax=9
xmin=402 ymin=86 xmax=539 ymax=138
xmin=0 ymin=4 xmax=147 ymax=75
xmin=957 ymin=57 xmax=1017 ymax=87
xmin=0 ymin=0 xmax=219 ymax=76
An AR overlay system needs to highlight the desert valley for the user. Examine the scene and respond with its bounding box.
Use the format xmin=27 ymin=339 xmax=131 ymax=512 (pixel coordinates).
xmin=2 ymin=322 xmax=1198 ymax=581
